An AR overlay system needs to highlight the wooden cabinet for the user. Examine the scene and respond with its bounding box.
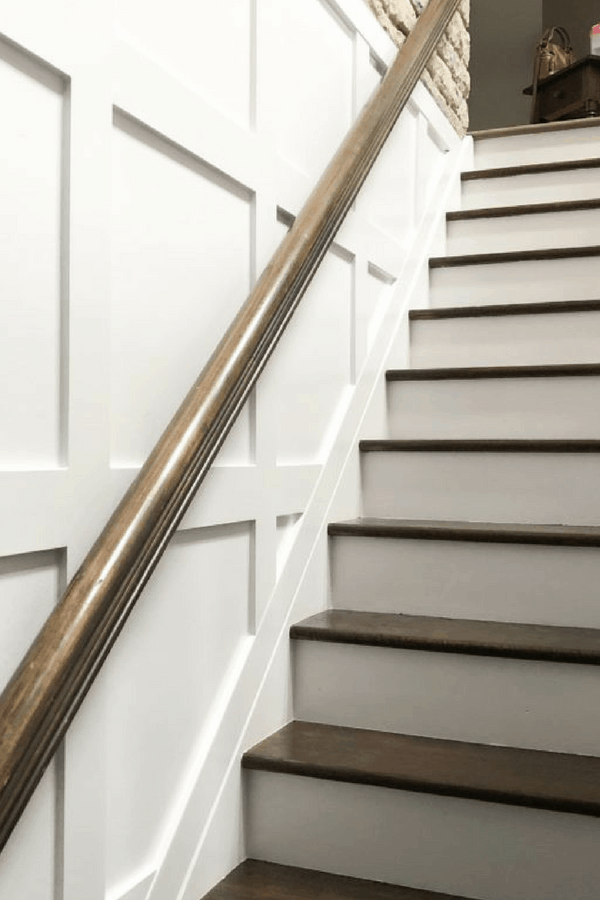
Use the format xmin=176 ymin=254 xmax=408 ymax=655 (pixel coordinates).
xmin=525 ymin=56 xmax=600 ymax=123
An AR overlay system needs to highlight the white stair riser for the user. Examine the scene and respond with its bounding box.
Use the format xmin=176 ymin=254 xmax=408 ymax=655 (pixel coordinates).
xmin=247 ymin=771 xmax=600 ymax=900
xmin=330 ymin=535 xmax=600 ymax=627
xmin=387 ymin=377 xmax=600 ymax=439
xmin=430 ymin=256 xmax=600 ymax=308
xmin=460 ymin=168 xmax=600 ymax=210
xmin=410 ymin=313 xmax=600 ymax=368
xmin=473 ymin=128 xmax=600 ymax=169
xmin=294 ymin=641 xmax=600 ymax=755
xmin=446 ymin=208 xmax=600 ymax=255
xmin=361 ymin=451 xmax=600 ymax=525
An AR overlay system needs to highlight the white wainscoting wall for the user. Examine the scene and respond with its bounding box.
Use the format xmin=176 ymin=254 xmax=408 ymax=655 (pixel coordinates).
xmin=0 ymin=2 xmax=469 ymax=900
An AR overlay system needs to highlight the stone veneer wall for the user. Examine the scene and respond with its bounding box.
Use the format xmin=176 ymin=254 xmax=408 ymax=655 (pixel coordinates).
xmin=367 ymin=0 xmax=470 ymax=134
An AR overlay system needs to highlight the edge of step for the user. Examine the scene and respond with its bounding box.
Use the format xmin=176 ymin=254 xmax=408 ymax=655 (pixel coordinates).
xmin=409 ymin=298 xmax=600 ymax=319
xmin=447 ymin=197 xmax=600 ymax=221
xmin=462 ymin=156 xmax=600 ymax=182
xmin=470 ymin=118 xmax=600 ymax=141
xmin=202 ymin=859 xmax=471 ymax=900
xmin=327 ymin=517 xmax=600 ymax=547
xmin=359 ymin=438 xmax=600 ymax=453
xmin=386 ymin=362 xmax=600 ymax=380
xmin=430 ymin=244 xmax=600 ymax=269
xmin=290 ymin=610 xmax=600 ymax=665
xmin=242 ymin=721 xmax=600 ymax=817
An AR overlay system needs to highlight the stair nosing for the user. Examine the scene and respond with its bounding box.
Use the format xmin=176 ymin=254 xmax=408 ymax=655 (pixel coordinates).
xmin=409 ymin=298 xmax=600 ymax=319
xmin=290 ymin=610 xmax=600 ymax=665
xmin=462 ymin=156 xmax=600 ymax=181
xmin=430 ymin=244 xmax=600 ymax=269
xmin=447 ymin=197 xmax=600 ymax=221
xmin=470 ymin=118 xmax=600 ymax=140
xmin=242 ymin=721 xmax=600 ymax=818
xmin=359 ymin=438 xmax=600 ymax=453
xmin=386 ymin=362 xmax=600 ymax=380
xmin=328 ymin=518 xmax=600 ymax=547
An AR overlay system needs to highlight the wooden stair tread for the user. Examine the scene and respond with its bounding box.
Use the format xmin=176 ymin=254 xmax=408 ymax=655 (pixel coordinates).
xmin=242 ymin=721 xmax=600 ymax=817
xmin=290 ymin=610 xmax=600 ymax=664
xmin=462 ymin=156 xmax=600 ymax=181
xmin=409 ymin=298 xmax=600 ymax=319
xmin=359 ymin=438 xmax=600 ymax=453
xmin=328 ymin=517 xmax=600 ymax=546
xmin=447 ymin=197 xmax=600 ymax=221
xmin=430 ymin=244 xmax=600 ymax=269
xmin=386 ymin=362 xmax=600 ymax=380
xmin=470 ymin=118 xmax=600 ymax=140
xmin=202 ymin=859 xmax=469 ymax=899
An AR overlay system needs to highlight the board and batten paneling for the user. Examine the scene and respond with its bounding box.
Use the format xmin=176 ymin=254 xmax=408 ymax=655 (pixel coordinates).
xmin=0 ymin=3 xmax=463 ymax=900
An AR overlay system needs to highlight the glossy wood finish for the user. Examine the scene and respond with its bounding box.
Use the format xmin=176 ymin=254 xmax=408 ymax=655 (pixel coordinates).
xmin=359 ymin=438 xmax=600 ymax=453
xmin=410 ymin=298 xmax=600 ymax=319
xmin=0 ymin=0 xmax=463 ymax=854
xmin=386 ymin=362 xmax=600 ymax=380
xmin=242 ymin=721 xmax=600 ymax=817
xmin=447 ymin=197 xmax=600 ymax=221
xmin=462 ymin=156 xmax=600 ymax=181
xmin=328 ymin=517 xmax=600 ymax=546
xmin=290 ymin=610 xmax=600 ymax=664
xmin=430 ymin=244 xmax=600 ymax=268
xmin=203 ymin=859 xmax=470 ymax=899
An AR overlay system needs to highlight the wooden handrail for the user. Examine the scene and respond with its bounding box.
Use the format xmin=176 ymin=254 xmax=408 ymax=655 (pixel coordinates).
xmin=0 ymin=0 xmax=461 ymax=852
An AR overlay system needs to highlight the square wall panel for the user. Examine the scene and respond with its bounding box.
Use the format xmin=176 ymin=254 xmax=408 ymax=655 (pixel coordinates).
xmin=116 ymin=0 xmax=252 ymax=128
xmin=0 ymin=41 xmax=66 ymax=469
xmin=260 ymin=0 xmax=354 ymax=179
xmin=261 ymin=228 xmax=353 ymax=465
xmin=104 ymin=521 xmax=253 ymax=889
xmin=110 ymin=114 xmax=253 ymax=467
xmin=357 ymin=103 xmax=417 ymax=243
xmin=0 ymin=549 xmax=62 ymax=693
xmin=355 ymin=264 xmax=395 ymax=377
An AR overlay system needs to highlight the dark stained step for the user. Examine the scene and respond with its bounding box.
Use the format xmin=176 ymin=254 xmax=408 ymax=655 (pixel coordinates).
xmin=202 ymin=859 xmax=469 ymax=899
xmin=409 ymin=298 xmax=600 ymax=319
xmin=447 ymin=197 xmax=600 ymax=221
xmin=328 ymin=517 xmax=600 ymax=547
xmin=462 ymin=156 xmax=600 ymax=181
xmin=359 ymin=438 xmax=600 ymax=453
xmin=386 ymin=362 xmax=600 ymax=380
xmin=290 ymin=610 xmax=600 ymax=665
xmin=471 ymin=118 xmax=600 ymax=139
xmin=430 ymin=245 xmax=600 ymax=269
xmin=242 ymin=721 xmax=600 ymax=817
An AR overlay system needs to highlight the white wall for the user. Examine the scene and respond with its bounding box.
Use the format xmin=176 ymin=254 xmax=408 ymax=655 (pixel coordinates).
xmin=0 ymin=3 xmax=464 ymax=900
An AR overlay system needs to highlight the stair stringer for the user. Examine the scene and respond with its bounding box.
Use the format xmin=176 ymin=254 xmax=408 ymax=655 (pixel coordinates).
xmin=134 ymin=107 xmax=471 ymax=900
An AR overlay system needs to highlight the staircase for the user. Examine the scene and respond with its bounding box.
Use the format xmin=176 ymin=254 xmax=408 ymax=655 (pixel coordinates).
xmin=203 ymin=120 xmax=600 ymax=900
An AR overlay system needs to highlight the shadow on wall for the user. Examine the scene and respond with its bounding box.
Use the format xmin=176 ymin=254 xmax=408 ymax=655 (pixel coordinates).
xmin=469 ymin=0 xmax=599 ymax=131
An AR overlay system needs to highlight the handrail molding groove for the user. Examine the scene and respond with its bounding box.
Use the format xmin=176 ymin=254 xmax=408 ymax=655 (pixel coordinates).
xmin=0 ymin=0 xmax=461 ymax=853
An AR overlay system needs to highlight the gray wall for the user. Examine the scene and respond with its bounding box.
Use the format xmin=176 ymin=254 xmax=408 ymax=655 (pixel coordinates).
xmin=469 ymin=0 xmax=543 ymax=131
xmin=543 ymin=0 xmax=597 ymax=58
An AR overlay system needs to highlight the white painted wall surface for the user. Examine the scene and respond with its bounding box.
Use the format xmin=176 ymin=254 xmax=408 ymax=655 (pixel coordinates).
xmin=0 ymin=3 xmax=465 ymax=900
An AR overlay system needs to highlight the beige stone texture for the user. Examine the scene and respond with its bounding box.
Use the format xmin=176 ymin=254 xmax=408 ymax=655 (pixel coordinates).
xmin=365 ymin=0 xmax=470 ymax=135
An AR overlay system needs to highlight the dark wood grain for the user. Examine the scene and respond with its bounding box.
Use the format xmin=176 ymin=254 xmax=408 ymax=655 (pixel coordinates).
xmin=242 ymin=721 xmax=600 ymax=817
xmin=202 ymin=860 xmax=469 ymax=899
xmin=0 ymin=0 xmax=463 ymax=854
xmin=430 ymin=244 xmax=600 ymax=268
xmin=386 ymin=362 xmax=600 ymax=380
xmin=409 ymin=298 xmax=600 ymax=319
xmin=462 ymin=156 xmax=600 ymax=181
xmin=328 ymin=517 xmax=600 ymax=546
xmin=359 ymin=438 xmax=600 ymax=453
xmin=290 ymin=610 xmax=600 ymax=664
xmin=447 ymin=197 xmax=600 ymax=221
xmin=471 ymin=118 xmax=600 ymax=139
